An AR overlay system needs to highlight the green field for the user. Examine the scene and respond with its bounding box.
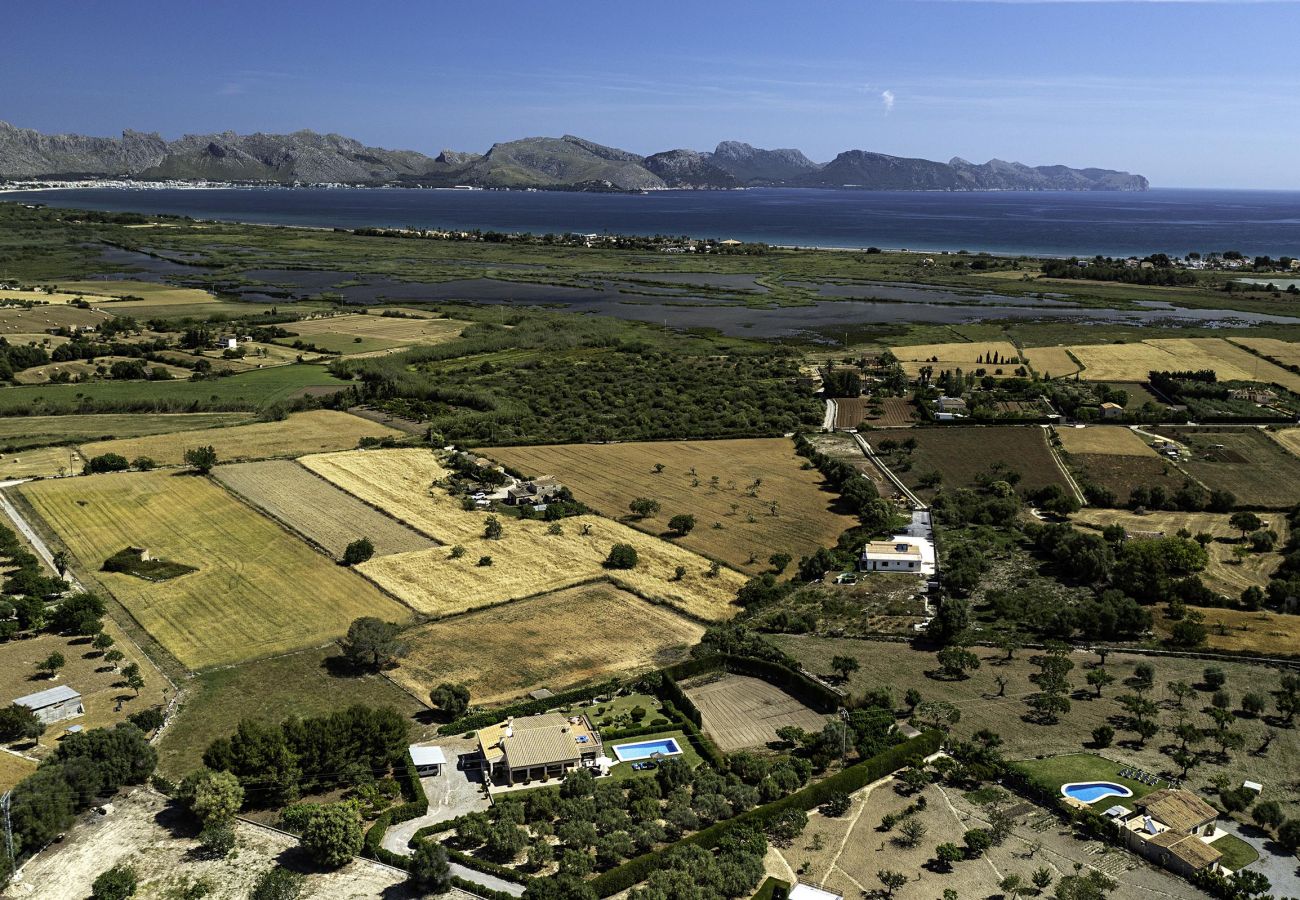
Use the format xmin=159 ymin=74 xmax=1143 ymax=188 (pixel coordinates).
xmin=1155 ymin=426 xmax=1300 ymax=508
xmin=0 ymin=412 xmax=257 ymax=450
xmin=1015 ymin=753 xmax=1157 ymax=812
xmin=0 ymin=364 xmax=349 ymax=414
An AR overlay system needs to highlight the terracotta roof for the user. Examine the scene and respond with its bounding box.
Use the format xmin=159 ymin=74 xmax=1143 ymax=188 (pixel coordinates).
xmin=1148 ymin=831 xmax=1222 ymax=870
xmin=1137 ymin=789 xmax=1219 ymax=833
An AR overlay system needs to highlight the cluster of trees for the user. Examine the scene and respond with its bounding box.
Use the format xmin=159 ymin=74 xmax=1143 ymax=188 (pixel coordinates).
xmin=793 ymin=433 xmax=897 ymax=537
xmin=201 ymin=704 xmax=409 ymax=807
xmin=625 ymin=830 xmax=767 ymax=900
xmin=1124 ymin=482 xmax=1235 ymax=514
xmin=1042 ymin=256 xmax=1196 ymax=286
xmin=3 ymin=724 xmax=156 ymax=879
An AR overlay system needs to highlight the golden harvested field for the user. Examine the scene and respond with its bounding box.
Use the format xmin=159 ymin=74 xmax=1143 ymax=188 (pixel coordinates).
xmin=14 ymin=356 xmax=191 ymax=385
xmin=0 ymin=412 xmax=254 ymax=450
xmin=303 ymin=449 xmax=745 ymax=620
xmin=0 ymin=304 xmax=109 ymax=334
xmin=81 ymin=410 xmax=402 ymax=467
xmin=392 ymin=583 xmax=705 ymax=704
xmin=0 ymin=445 xmax=83 ymax=478
xmin=681 ymin=674 xmax=828 ymax=752
xmin=285 ymin=313 xmax=466 ymax=355
xmin=1072 ymin=508 xmax=1288 ymax=596
xmin=891 ymin=340 xmax=1023 ymax=377
xmin=1023 ymin=345 xmax=1082 ymax=378
xmin=0 ymin=617 xmax=167 ymax=754
xmin=1055 ymin=425 xmax=1156 ymax=457
xmin=1069 ymin=338 xmax=1300 ymax=391
xmin=1230 ymin=337 xmax=1300 ymax=369
xmin=486 ymin=439 xmax=856 ymax=572
xmin=213 ymin=460 xmax=436 ymax=558
xmin=1158 ymin=607 xmax=1300 ymax=655
xmin=1267 ymin=427 xmax=1300 ymax=459
xmin=56 ymin=279 xmax=224 ymax=310
xmin=19 ymin=471 xmax=410 ymax=669
xmin=0 ymin=288 xmax=90 ymax=305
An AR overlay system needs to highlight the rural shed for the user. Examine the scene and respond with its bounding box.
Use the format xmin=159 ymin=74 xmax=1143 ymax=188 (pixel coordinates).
xmin=14 ymin=684 xmax=84 ymax=725
xmin=409 ymin=744 xmax=447 ymax=777
xmin=790 ymin=884 xmax=844 ymax=900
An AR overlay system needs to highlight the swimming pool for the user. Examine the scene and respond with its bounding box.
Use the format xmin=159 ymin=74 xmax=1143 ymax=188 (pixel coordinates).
xmin=611 ymin=737 xmax=684 ymax=762
xmin=1060 ymin=781 xmax=1133 ymax=804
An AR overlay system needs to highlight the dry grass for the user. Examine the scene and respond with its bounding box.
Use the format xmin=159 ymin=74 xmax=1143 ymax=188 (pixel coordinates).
xmin=213 ymin=460 xmax=436 ymax=558
xmin=1267 ymin=427 xmax=1300 ymax=459
xmin=1071 ymin=508 xmax=1288 ymax=595
xmin=0 ymin=288 xmax=92 ymax=305
xmin=1231 ymin=337 xmax=1300 ymax=369
xmin=1161 ymin=606 xmax=1300 ymax=655
xmin=1069 ymin=338 xmax=1300 ymax=390
xmin=56 ymin=280 xmax=228 ymax=316
xmin=892 ymin=340 xmax=1024 ymax=377
xmin=0 ymin=304 xmax=109 ymax=334
xmin=160 ymin=342 xmax=325 ymax=373
xmin=80 ymin=410 xmax=402 ymax=467
xmin=485 ymin=439 xmax=856 ymax=572
xmin=0 ymin=445 xmax=85 ymax=479
xmin=18 ymin=471 xmax=411 ymax=669
xmin=1023 ymin=345 xmax=1083 ymax=378
xmin=681 ymin=674 xmax=828 ymax=752
xmin=13 ymin=356 xmax=192 ymax=385
xmin=302 ymin=448 xmax=745 ymax=620
xmin=0 ymin=618 xmax=169 ymax=756
xmin=285 ymin=313 xmax=466 ymax=355
xmin=392 ymin=583 xmax=705 ymax=705
xmin=1055 ymin=425 xmax=1156 ymax=457
xmin=0 ymin=751 xmax=37 ymax=792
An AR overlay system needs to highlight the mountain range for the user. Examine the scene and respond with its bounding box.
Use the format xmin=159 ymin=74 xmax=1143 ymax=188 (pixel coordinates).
xmin=0 ymin=121 xmax=1149 ymax=192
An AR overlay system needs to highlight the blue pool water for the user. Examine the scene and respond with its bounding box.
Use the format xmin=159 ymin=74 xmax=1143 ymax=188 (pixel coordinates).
xmin=612 ymin=738 xmax=684 ymax=762
xmin=1061 ymin=781 xmax=1133 ymax=804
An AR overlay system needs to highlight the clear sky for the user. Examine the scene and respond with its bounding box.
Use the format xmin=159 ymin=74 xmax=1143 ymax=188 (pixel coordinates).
xmin=5 ymin=0 xmax=1299 ymax=188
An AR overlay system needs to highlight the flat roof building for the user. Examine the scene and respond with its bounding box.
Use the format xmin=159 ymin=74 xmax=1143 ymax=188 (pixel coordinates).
xmin=861 ymin=540 xmax=922 ymax=572
xmin=408 ymin=743 xmax=447 ymax=777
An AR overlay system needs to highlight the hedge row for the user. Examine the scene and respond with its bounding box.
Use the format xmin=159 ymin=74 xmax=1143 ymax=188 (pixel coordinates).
xmin=656 ymin=671 xmax=703 ymax=727
xmin=445 ymin=845 xmax=533 ymax=886
xmin=361 ymin=757 xmax=430 ymax=869
xmin=440 ymin=679 xmax=622 ymax=735
xmin=589 ymin=731 xmax=941 ymax=897
xmin=662 ymin=654 xmax=842 ymax=714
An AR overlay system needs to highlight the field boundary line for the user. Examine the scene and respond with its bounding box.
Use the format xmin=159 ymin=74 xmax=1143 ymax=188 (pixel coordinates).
xmin=1040 ymin=425 xmax=1086 ymax=505
xmin=291 ymin=455 xmax=448 ymax=544
xmin=850 ymin=432 xmax=926 ymax=510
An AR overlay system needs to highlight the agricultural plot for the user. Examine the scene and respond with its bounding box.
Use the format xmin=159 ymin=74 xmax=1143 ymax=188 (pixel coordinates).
xmin=891 ymin=340 xmax=1024 ymax=377
xmin=160 ymin=341 xmax=321 ymax=373
xmin=213 ymin=460 xmax=436 ymax=558
xmin=1071 ymin=508 xmax=1288 ymax=596
xmin=14 ymin=356 xmax=192 ymax=385
xmin=1055 ymin=426 xmax=1156 ymax=457
xmin=1069 ymin=338 xmax=1300 ymax=391
xmin=0 ymin=288 xmax=96 ymax=305
xmin=1267 ymin=427 xmax=1300 ymax=460
xmin=282 ymin=313 xmax=466 ymax=355
xmin=681 ymin=674 xmax=829 ymax=752
xmin=1153 ymin=426 xmax=1300 ymax=508
xmin=876 ymin=426 xmax=1070 ymax=499
xmin=1230 ymin=337 xmax=1300 ymax=370
xmin=1054 ymin=425 xmax=1178 ymax=501
xmin=485 ymin=439 xmax=856 ymax=572
xmin=1023 ymin=345 xmax=1082 ymax=378
xmin=0 ymin=412 xmax=254 ymax=451
xmin=392 ymin=583 xmax=705 ymax=705
xmin=56 ymin=279 xmax=234 ymax=318
xmin=80 ymin=410 xmax=401 ymax=467
xmin=833 ymin=396 xmax=916 ymax=429
xmin=1156 ymin=607 xmax=1300 ymax=656
xmin=0 ymin=445 xmax=84 ymax=479
xmin=0 ymin=303 xmax=109 ymax=334
xmin=18 ymin=471 xmax=410 ymax=669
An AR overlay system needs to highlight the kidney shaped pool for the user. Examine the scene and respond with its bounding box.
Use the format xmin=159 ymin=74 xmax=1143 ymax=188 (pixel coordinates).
xmin=1060 ymin=781 xmax=1134 ymax=804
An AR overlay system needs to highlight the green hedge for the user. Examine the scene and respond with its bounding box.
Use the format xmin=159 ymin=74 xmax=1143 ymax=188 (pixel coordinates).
xmin=589 ymin=731 xmax=940 ymax=896
xmin=445 ymin=846 xmax=532 ymax=885
xmin=451 ymin=877 xmax=517 ymax=900
xmin=440 ymin=679 xmax=621 ymax=735
xmin=662 ymin=654 xmax=842 ymax=714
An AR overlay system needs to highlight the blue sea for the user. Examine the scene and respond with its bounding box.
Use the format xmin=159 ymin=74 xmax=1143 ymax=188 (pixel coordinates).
xmin=6 ymin=186 xmax=1300 ymax=258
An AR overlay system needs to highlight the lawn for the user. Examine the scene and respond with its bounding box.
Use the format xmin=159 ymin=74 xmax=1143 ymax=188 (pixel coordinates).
xmin=18 ymin=471 xmax=411 ymax=669
xmin=0 ymin=412 xmax=256 ymax=451
xmin=1153 ymin=426 xmax=1300 ymax=508
xmin=155 ymin=644 xmax=428 ymax=778
xmin=0 ymin=364 xmax=350 ymax=414
xmin=1209 ymin=833 xmax=1260 ymax=871
xmin=605 ymin=728 xmax=704 ymax=780
xmin=873 ymin=426 xmax=1071 ymax=500
xmin=303 ymin=448 xmax=747 ymax=621
xmin=391 ymin=583 xmax=703 ymax=705
xmin=1015 ymin=752 xmax=1156 ymax=811
xmin=485 ymin=438 xmax=857 ymax=573
xmin=81 ymin=410 xmax=402 ymax=467
xmin=1070 ymin=508 xmax=1288 ymax=596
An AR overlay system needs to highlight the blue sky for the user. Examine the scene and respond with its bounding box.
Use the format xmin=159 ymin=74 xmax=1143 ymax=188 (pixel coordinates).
xmin=4 ymin=0 xmax=1299 ymax=188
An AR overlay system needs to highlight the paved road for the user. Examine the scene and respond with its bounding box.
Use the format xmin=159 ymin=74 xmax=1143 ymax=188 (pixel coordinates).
xmin=1218 ymin=819 xmax=1300 ymax=896
xmin=822 ymin=399 xmax=836 ymax=431
xmin=0 ymin=480 xmax=81 ymax=590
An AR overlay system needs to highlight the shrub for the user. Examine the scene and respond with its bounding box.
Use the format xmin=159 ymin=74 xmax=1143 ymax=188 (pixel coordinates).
xmin=341 ymin=538 xmax=375 ymax=566
xmin=84 ymin=453 xmax=130 ymax=474
xmin=604 ymin=543 xmax=638 ymax=569
xmin=92 ymin=865 xmax=138 ymax=900
xmin=248 ymin=867 xmax=305 ymax=900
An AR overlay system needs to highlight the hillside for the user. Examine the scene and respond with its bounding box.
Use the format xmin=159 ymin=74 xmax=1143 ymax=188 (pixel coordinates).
xmin=0 ymin=120 xmax=1149 ymax=191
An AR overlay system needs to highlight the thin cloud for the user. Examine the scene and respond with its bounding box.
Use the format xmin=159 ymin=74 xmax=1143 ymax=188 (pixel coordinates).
xmin=881 ymin=90 xmax=896 ymax=112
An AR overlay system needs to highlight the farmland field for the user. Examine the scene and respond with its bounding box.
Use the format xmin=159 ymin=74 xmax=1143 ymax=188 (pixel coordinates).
xmin=1069 ymin=338 xmax=1300 ymax=391
xmin=1155 ymin=606 xmax=1300 ymax=655
xmin=302 ymin=449 xmax=746 ymax=619
xmin=1054 ymin=425 xmax=1155 ymax=457
xmin=283 ymin=312 xmax=467 ymax=355
xmin=81 ymin=410 xmax=402 ymax=467
xmin=213 ymin=459 xmax=436 ymax=558
xmin=485 ymin=439 xmax=856 ymax=572
xmin=0 ymin=445 xmax=84 ymax=479
xmin=874 ymin=426 xmax=1070 ymax=499
xmin=0 ymin=303 xmax=109 ymax=334
xmin=0 ymin=363 xmax=350 ymax=414
xmin=14 ymin=356 xmax=192 ymax=385
xmin=391 ymin=583 xmax=705 ymax=705
xmin=681 ymin=673 xmax=829 ymax=752
xmin=891 ymin=340 xmax=1024 ymax=377
xmin=17 ymin=471 xmax=410 ymax=669
xmin=55 ymin=279 xmax=254 ymax=318
xmin=0 ymin=412 xmax=255 ymax=450
xmin=1232 ymin=337 xmax=1300 ymax=369
xmin=1153 ymin=426 xmax=1300 ymax=507
xmin=1023 ymin=345 xmax=1082 ymax=378
xmin=832 ymin=396 xmax=916 ymax=428
xmin=1071 ymin=508 xmax=1288 ymax=595
xmin=1055 ymin=425 xmax=1178 ymax=500
xmin=1267 ymin=427 xmax=1300 ymax=459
